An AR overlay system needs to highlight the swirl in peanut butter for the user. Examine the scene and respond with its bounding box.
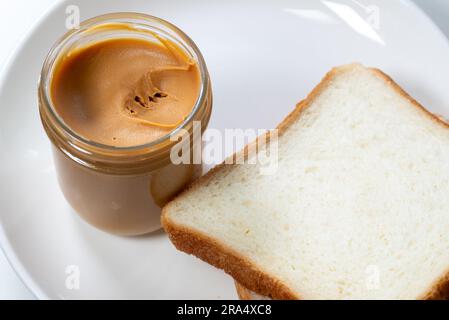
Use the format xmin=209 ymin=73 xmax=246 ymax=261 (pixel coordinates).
xmin=50 ymin=37 xmax=200 ymax=147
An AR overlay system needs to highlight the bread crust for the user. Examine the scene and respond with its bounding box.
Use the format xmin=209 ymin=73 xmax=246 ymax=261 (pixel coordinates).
xmin=235 ymin=281 xmax=253 ymax=300
xmin=162 ymin=217 xmax=298 ymax=299
xmin=235 ymin=281 xmax=267 ymax=300
xmin=162 ymin=63 xmax=449 ymax=300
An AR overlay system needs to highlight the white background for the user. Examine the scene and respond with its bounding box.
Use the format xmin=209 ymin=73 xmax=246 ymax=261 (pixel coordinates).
xmin=0 ymin=0 xmax=449 ymax=299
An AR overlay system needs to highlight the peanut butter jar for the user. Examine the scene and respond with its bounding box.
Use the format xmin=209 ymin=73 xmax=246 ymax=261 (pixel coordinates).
xmin=38 ymin=13 xmax=212 ymax=236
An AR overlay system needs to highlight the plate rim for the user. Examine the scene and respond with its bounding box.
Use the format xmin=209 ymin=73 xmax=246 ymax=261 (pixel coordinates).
xmin=0 ymin=0 xmax=66 ymax=300
xmin=0 ymin=0 xmax=448 ymax=300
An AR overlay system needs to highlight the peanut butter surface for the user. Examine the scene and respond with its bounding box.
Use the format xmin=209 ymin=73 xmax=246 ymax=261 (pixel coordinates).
xmin=51 ymin=37 xmax=200 ymax=147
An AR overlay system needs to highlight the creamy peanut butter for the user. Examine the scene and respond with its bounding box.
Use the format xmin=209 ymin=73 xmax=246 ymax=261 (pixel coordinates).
xmin=51 ymin=37 xmax=201 ymax=147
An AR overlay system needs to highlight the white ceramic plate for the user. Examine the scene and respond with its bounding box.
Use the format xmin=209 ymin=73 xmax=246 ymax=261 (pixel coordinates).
xmin=1 ymin=0 xmax=449 ymax=299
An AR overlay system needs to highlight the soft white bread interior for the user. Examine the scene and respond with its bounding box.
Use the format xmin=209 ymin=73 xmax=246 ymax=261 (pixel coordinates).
xmin=162 ymin=64 xmax=449 ymax=300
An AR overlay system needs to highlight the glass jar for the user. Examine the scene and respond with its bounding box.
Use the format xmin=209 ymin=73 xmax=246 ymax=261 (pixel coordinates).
xmin=38 ymin=13 xmax=212 ymax=236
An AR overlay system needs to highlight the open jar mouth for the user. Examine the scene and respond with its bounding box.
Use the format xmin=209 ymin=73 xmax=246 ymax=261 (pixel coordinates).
xmin=39 ymin=13 xmax=212 ymax=174
xmin=39 ymin=12 xmax=210 ymax=153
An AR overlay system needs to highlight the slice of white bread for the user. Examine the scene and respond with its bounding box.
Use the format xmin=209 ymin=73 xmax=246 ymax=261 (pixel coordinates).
xmin=162 ymin=64 xmax=449 ymax=300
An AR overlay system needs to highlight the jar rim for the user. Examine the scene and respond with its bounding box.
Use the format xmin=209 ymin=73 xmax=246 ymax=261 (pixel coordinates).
xmin=39 ymin=12 xmax=209 ymax=153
